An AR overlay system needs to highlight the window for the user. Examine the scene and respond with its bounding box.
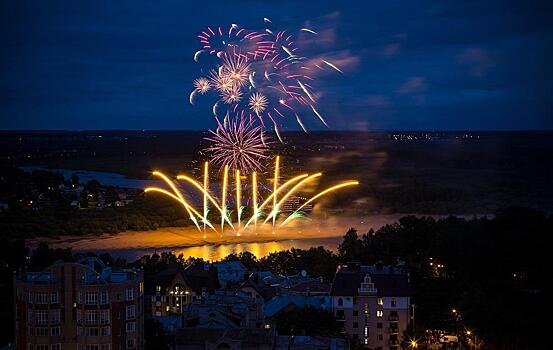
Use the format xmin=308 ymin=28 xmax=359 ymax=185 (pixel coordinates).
xmin=52 ymin=345 xmax=61 ymax=350
xmin=28 ymin=310 xmax=34 ymax=323
xmin=364 ymin=338 xmax=368 ymax=345
xmin=36 ymin=346 xmax=48 ymax=350
xmin=353 ymin=310 xmax=358 ymax=316
xmin=29 ymin=345 xmax=34 ymax=350
xmin=391 ymin=298 xmax=397 ymax=307
xmin=353 ymin=322 xmax=358 ymax=329
xmin=86 ymin=327 xmax=99 ymax=336
xmin=101 ymin=326 xmax=111 ymax=336
xmin=28 ymin=292 xmax=33 ymax=303
xmin=378 ymin=334 xmax=383 ymax=340
xmin=51 ymin=292 xmax=59 ymax=304
xmin=76 ymin=310 xmax=82 ymax=323
xmin=336 ymin=309 xmax=344 ymax=319
xmin=29 ymin=326 xmax=33 ymax=336
xmin=100 ymin=291 xmax=109 ymax=305
xmin=127 ymin=339 xmax=135 ymax=349
xmin=101 ymin=345 xmax=111 ymax=350
xmin=126 ymin=305 xmax=135 ymax=320
xmin=85 ymin=292 xmax=98 ymax=305
xmin=364 ymin=326 xmax=369 ymax=337
xmin=126 ymin=322 xmax=136 ymax=332
xmin=77 ymin=291 xmax=82 ymax=304
xmin=337 ymin=298 xmax=343 ymax=306
xmin=35 ymin=292 xmax=49 ymax=304
xmin=51 ymin=326 xmax=61 ymax=336
xmin=364 ymin=303 xmax=369 ymax=314
xmin=100 ymin=309 xmax=110 ymax=324
xmin=36 ymin=327 xmax=48 ymax=336
xmin=126 ymin=288 xmax=135 ymax=301
xmin=36 ymin=310 xmax=48 ymax=324
xmin=86 ymin=346 xmax=99 ymax=350
xmin=377 ymin=322 xmax=382 ymax=328
xmin=377 ymin=310 xmax=383 ymax=318
xmin=51 ymin=309 xmax=61 ymax=324
xmin=377 ymin=297 xmax=383 ymax=305
xmin=86 ymin=311 xmax=98 ymax=325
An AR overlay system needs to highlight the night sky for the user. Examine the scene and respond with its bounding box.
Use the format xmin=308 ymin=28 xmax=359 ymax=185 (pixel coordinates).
xmin=1 ymin=0 xmax=551 ymax=131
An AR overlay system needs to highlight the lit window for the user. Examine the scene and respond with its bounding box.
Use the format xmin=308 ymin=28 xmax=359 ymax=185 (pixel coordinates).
xmin=391 ymin=298 xmax=397 ymax=307
xmin=377 ymin=310 xmax=383 ymax=318
xmin=377 ymin=297 xmax=383 ymax=305
xmin=126 ymin=322 xmax=136 ymax=332
xmin=364 ymin=326 xmax=369 ymax=337
xmin=126 ymin=338 xmax=136 ymax=349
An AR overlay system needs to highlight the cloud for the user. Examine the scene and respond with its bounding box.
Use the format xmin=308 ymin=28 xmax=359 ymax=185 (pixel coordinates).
xmin=380 ymin=43 xmax=401 ymax=57
xmin=457 ymin=48 xmax=495 ymax=76
xmin=396 ymin=77 xmax=427 ymax=95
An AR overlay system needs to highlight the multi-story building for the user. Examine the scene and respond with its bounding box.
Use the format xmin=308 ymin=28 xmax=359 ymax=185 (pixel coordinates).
xmin=148 ymin=263 xmax=219 ymax=317
xmin=330 ymin=263 xmax=410 ymax=350
xmin=14 ymin=258 xmax=144 ymax=350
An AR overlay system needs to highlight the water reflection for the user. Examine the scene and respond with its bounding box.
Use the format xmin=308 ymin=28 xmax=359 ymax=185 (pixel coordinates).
xmin=81 ymin=237 xmax=343 ymax=261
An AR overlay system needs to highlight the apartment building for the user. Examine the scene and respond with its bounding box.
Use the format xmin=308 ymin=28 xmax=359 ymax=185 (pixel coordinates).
xmin=330 ymin=263 xmax=410 ymax=350
xmin=14 ymin=258 xmax=144 ymax=350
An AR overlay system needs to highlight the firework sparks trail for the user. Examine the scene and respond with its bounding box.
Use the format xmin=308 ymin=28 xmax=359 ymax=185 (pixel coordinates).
xmin=190 ymin=20 xmax=344 ymax=147
xmin=204 ymin=115 xmax=271 ymax=174
xmin=144 ymin=156 xmax=358 ymax=236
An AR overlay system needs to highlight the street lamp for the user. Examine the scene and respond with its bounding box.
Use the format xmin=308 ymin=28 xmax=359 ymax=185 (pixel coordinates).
xmin=410 ymin=340 xmax=418 ymax=348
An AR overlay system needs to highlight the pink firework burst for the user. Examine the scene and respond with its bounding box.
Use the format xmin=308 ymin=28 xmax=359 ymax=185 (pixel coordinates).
xmin=204 ymin=116 xmax=272 ymax=173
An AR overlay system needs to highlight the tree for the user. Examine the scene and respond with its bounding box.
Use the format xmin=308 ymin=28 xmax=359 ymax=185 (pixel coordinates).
xmin=338 ymin=228 xmax=362 ymax=262
xmin=145 ymin=318 xmax=172 ymax=350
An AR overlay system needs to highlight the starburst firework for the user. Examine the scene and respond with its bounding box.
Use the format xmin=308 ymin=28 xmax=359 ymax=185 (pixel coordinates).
xmin=249 ymin=92 xmax=268 ymax=114
xmin=204 ymin=117 xmax=271 ymax=173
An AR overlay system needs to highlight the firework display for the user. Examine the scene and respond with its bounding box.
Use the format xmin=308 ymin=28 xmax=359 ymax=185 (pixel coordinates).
xmin=204 ymin=116 xmax=271 ymax=174
xmin=190 ymin=19 xmax=343 ymax=152
xmin=145 ymin=157 xmax=359 ymax=236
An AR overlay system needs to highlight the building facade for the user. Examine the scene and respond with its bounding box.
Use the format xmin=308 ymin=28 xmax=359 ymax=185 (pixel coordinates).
xmin=14 ymin=258 xmax=144 ymax=350
xmin=330 ymin=264 xmax=410 ymax=350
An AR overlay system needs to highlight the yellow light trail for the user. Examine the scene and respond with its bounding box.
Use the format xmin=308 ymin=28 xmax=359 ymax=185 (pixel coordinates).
xmin=273 ymin=155 xmax=280 ymax=227
xmin=280 ymin=180 xmax=360 ymax=226
xmin=252 ymin=171 xmax=258 ymax=229
xmin=144 ymin=156 xmax=358 ymax=235
xmin=203 ymin=162 xmax=208 ymax=234
xmin=236 ymin=169 xmax=241 ymax=234
xmin=221 ymin=165 xmax=229 ymax=233
xmin=264 ymin=172 xmax=322 ymax=224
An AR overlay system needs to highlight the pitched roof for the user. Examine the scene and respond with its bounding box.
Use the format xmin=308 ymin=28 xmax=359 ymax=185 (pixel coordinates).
xmin=330 ymin=265 xmax=410 ymax=297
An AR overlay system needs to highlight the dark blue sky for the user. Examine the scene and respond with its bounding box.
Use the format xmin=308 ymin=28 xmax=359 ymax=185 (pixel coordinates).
xmin=1 ymin=0 xmax=551 ymax=130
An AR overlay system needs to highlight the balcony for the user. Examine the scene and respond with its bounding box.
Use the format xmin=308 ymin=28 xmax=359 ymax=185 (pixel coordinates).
xmin=388 ymin=327 xmax=399 ymax=334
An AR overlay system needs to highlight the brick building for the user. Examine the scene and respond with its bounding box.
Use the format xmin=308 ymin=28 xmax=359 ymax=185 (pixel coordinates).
xmin=14 ymin=258 xmax=144 ymax=350
xmin=330 ymin=263 xmax=410 ymax=350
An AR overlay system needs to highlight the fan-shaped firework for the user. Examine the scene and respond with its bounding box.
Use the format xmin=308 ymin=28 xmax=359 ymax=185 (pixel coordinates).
xmin=190 ymin=20 xmax=342 ymax=139
xmin=204 ymin=116 xmax=271 ymax=173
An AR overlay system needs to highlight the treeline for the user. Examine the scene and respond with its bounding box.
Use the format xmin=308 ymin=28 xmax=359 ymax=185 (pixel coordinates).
xmin=0 ymin=195 xmax=192 ymax=237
